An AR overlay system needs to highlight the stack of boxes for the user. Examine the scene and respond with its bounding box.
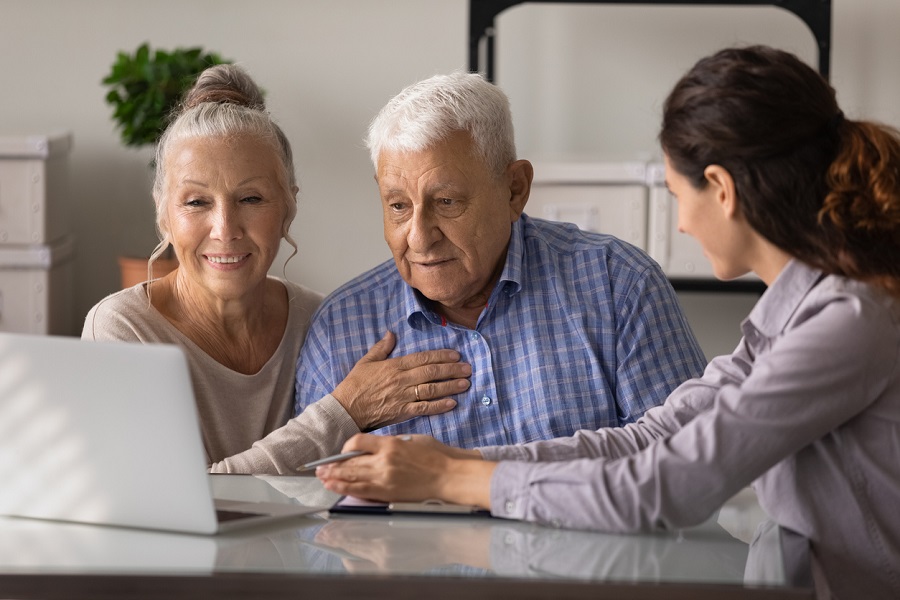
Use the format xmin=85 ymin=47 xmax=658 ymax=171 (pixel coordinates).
xmin=0 ymin=132 xmax=75 ymax=335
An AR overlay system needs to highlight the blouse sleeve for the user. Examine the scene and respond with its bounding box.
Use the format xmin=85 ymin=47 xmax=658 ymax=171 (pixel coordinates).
xmin=488 ymin=289 xmax=898 ymax=532
xmin=479 ymin=334 xmax=756 ymax=463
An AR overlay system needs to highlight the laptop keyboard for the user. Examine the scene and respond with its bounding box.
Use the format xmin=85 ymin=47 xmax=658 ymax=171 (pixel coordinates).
xmin=215 ymin=508 xmax=263 ymax=523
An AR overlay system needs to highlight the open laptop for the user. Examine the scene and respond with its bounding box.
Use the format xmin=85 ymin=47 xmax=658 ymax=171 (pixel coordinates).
xmin=0 ymin=332 xmax=326 ymax=534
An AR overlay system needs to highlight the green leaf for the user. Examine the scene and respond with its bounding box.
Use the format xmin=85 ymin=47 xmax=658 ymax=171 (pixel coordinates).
xmin=102 ymin=42 xmax=233 ymax=147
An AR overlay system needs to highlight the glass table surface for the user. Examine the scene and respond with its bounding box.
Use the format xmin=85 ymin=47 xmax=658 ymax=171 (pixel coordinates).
xmin=0 ymin=475 xmax=812 ymax=599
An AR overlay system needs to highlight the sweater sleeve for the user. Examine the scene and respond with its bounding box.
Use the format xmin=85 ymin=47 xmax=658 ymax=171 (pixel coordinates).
xmin=209 ymin=394 xmax=360 ymax=474
xmin=81 ymin=287 xmax=151 ymax=342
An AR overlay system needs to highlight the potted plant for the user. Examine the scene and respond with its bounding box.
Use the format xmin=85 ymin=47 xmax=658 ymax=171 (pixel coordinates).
xmin=102 ymin=42 xmax=230 ymax=288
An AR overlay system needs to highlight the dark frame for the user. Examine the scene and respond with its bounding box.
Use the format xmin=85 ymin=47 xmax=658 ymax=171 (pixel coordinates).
xmin=468 ymin=0 xmax=832 ymax=293
xmin=469 ymin=0 xmax=832 ymax=81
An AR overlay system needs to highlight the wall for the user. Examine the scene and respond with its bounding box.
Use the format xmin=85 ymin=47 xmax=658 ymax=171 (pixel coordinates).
xmin=0 ymin=0 xmax=467 ymax=334
xmin=1 ymin=0 xmax=898 ymax=355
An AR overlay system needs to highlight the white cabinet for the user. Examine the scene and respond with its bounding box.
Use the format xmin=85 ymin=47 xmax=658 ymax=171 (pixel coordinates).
xmin=528 ymin=162 xmax=648 ymax=249
xmin=0 ymin=236 xmax=75 ymax=335
xmin=0 ymin=133 xmax=73 ymax=245
xmin=0 ymin=132 xmax=75 ymax=335
xmin=529 ymin=160 xmax=759 ymax=285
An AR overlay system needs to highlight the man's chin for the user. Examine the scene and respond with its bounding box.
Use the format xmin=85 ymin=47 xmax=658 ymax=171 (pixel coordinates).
xmin=414 ymin=287 xmax=455 ymax=304
xmin=410 ymin=283 xmax=465 ymax=307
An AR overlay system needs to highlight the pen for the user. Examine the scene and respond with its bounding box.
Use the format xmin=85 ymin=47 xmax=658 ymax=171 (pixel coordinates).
xmin=296 ymin=450 xmax=370 ymax=472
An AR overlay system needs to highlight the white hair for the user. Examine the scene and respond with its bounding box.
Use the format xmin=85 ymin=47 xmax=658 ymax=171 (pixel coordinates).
xmin=365 ymin=71 xmax=517 ymax=177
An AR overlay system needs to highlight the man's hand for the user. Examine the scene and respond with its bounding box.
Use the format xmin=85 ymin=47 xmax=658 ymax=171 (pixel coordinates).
xmin=332 ymin=331 xmax=471 ymax=430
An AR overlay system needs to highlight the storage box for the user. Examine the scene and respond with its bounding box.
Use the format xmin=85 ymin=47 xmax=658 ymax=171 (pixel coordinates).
xmin=0 ymin=132 xmax=73 ymax=244
xmin=528 ymin=162 xmax=649 ymax=249
xmin=0 ymin=235 xmax=75 ymax=335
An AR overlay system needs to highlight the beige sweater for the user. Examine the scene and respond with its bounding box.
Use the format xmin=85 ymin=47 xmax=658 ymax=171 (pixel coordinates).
xmin=82 ymin=277 xmax=360 ymax=474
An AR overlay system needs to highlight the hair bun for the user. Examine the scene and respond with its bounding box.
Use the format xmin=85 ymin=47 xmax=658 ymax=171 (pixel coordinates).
xmin=181 ymin=64 xmax=265 ymax=111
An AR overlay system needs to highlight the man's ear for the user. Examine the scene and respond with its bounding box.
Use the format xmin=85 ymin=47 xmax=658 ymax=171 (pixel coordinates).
xmin=506 ymin=159 xmax=533 ymax=221
xmin=703 ymin=164 xmax=739 ymax=219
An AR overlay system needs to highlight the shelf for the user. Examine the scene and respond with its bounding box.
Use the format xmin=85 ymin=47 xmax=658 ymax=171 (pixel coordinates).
xmin=469 ymin=0 xmax=832 ymax=81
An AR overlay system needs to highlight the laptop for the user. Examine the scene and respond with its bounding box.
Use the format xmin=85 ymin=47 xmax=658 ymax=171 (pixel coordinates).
xmin=0 ymin=332 xmax=327 ymax=534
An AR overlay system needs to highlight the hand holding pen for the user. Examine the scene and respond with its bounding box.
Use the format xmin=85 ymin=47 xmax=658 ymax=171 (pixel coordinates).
xmin=297 ymin=449 xmax=372 ymax=472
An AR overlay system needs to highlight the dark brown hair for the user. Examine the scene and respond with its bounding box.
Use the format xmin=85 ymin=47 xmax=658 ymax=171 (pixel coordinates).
xmin=660 ymin=45 xmax=900 ymax=296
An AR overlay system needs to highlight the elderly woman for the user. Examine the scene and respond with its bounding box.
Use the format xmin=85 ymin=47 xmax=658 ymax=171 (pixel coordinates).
xmin=83 ymin=64 xmax=470 ymax=473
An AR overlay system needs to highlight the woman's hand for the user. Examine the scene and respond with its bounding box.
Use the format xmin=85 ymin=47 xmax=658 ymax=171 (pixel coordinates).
xmin=313 ymin=518 xmax=493 ymax=573
xmin=316 ymin=433 xmax=493 ymax=508
xmin=332 ymin=332 xmax=472 ymax=430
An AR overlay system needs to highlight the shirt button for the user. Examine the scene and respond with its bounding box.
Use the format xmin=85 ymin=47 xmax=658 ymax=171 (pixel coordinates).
xmin=470 ymin=332 xmax=480 ymax=341
xmin=481 ymin=396 xmax=492 ymax=406
xmin=504 ymin=500 xmax=515 ymax=513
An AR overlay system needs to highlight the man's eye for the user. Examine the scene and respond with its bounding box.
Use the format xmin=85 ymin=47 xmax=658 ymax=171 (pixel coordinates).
xmin=434 ymin=197 xmax=465 ymax=216
xmin=241 ymin=196 xmax=262 ymax=204
xmin=185 ymin=198 xmax=206 ymax=207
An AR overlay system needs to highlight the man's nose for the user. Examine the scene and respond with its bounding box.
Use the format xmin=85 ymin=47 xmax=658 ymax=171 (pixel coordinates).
xmin=406 ymin=206 xmax=440 ymax=252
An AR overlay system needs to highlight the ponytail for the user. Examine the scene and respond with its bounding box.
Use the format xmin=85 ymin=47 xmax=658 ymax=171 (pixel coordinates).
xmin=820 ymin=120 xmax=900 ymax=297
xmin=661 ymin=46 xmax=900 ymax=298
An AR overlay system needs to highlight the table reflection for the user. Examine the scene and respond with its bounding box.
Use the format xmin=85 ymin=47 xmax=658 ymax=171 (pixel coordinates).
xmin=0 ymin=475 xmax=798 ymax=591
xmin=299 ymin=514 xmax=750 ymax=583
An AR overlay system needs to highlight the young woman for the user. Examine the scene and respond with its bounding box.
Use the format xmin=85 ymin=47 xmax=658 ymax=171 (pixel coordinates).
xmin=316 ymin=46 xmax=900 ymax=599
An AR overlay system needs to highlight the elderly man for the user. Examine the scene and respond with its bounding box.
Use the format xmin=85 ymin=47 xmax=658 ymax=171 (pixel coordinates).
xmin=294 ymin=72 xmax=705 ymax=449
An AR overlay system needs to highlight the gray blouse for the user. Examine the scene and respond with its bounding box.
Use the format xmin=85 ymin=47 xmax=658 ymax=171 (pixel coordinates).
xmin=481 ymin=260 xmax=900 ymax=599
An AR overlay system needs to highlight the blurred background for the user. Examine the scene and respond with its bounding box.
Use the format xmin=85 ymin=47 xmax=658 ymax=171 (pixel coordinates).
xmin=1 ymin=0 xmax=897 ymax=359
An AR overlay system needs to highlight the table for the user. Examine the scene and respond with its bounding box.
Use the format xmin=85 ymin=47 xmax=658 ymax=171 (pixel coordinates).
xmin=0 ymin=475 xmax=813 ymax=599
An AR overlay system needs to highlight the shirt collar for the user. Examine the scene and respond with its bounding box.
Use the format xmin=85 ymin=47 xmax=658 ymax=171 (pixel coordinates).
xmin=498 ymin=214 xmax=526 ymax=296
xmin=743 ymin=259 xmax=824 ymax=338
xmin=402 ymin=216 xmax=527 ymax=328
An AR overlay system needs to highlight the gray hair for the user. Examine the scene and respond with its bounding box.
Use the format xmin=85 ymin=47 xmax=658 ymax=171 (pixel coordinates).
xmin=150 ymin=64 xmax=298 ymax=265
xmin=365 ymin=71 xmax=517 ymax=178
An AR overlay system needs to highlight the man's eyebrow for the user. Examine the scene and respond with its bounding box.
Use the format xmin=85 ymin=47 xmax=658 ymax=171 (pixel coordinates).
xmin=380 ymin=182 xmax=460 ymax=197
xmin=380 ymin=186 xmax=406 ymax=197
xmin=424 ymin=182 xmax=459 ymax=195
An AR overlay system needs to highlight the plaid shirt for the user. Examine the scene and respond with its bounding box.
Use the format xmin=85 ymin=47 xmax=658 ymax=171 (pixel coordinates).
xmin=294 ymin=214 xmax=706 ymax=448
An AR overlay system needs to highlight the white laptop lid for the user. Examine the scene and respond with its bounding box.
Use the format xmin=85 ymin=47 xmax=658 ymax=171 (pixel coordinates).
xmin=0 ymin=333 xmax=322 ymax=534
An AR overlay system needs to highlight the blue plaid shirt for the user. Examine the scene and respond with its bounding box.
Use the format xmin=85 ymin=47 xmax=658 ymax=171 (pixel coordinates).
xmin=294 ymin=214 xmax=706 ymax=448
